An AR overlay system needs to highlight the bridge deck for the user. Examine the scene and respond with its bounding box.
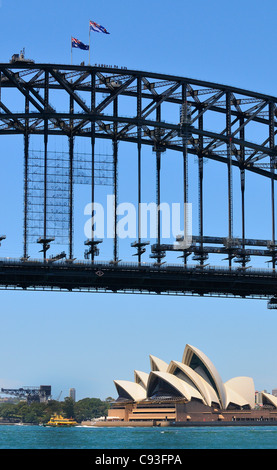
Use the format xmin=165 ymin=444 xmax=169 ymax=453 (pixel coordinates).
xmin=0 ymin=258 xmax=276 ymax=299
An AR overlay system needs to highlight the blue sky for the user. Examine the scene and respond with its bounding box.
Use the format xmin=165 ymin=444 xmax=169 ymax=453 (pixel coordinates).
xmin=0 ymin=0 xmax=277 ymax=402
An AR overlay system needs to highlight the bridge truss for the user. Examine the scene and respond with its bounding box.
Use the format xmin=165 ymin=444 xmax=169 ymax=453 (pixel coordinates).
xmin=1 ymin=61 xmax=277 ymax=303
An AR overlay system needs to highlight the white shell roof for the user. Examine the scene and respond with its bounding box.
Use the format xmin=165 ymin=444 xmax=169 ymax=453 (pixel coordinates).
xmin=114 ymin=380 xmax=146 ymax=401
xmin=113 ymin=344 xmax=257 ymax=411
xmin=225 ymin=377 xmax=255 ymax=409
xmin=183 ymin=344 xmax=227 ymax=409
xmin=134 ymin=370 xmax=149 ymax=389
xmin=167 ymin=360 xmax=220 ymax=407
xmin=147 ymin=371 xmax=204 ymax=402
xmin=261 ymin=392 xmax=277 ymax=408
xmin=149 ymin=355 xmax=168 ymax=372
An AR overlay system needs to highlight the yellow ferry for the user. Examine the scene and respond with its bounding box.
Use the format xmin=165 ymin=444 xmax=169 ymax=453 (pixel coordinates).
xmin=44 ymin=413 xmax=78 ymax=427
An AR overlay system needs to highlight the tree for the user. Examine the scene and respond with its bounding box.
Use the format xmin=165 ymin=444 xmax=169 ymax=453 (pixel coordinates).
xmin=0 ymin=404 xmax=18 ymax=421
xmin=74 ymin=398 xmax=110 ymax=422
xmin=62 ymin=397 xmax=75 ymax=419
xmin=0 ymin=397 xmax=110 ymax=424
xmin=105 ymin=397 xmax=115 ymax=403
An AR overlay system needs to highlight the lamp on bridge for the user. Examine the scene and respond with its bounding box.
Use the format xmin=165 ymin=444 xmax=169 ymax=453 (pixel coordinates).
xmin=84 ymin=238 xmax=102 ymax=260
xmin=37 ymin=237 xmax=55 ymax=259
xmin=0 ymin=235 xmax=6 ymax=247
xmin=131 ymin=240 xmax=150 ymax=262
xmin=150 ymin=245 xmax=166 ymax=266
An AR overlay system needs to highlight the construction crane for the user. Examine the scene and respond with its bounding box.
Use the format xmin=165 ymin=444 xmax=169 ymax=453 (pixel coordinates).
xmin=1 ymin=385 xmax=51 ymax=404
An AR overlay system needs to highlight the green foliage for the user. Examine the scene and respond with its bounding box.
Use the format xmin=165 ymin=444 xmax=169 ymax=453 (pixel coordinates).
xmin=0 ymin=398 xmax=110 ymax=424
xmin=74 ymin=397 xmax=110 ymax=422
xmin=62 ymin=397 xmax=75 ymax=419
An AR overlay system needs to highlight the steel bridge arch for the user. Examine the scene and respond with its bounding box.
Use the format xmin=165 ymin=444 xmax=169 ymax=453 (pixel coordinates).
xmin=1 ymin=60 xmax=277 ymax=302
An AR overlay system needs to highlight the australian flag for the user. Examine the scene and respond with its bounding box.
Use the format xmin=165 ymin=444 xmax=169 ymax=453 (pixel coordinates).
xmin=90 ymin=20 xmax=110 ymax=34
xmin=71 ymin=37 xmax=89 ymax=50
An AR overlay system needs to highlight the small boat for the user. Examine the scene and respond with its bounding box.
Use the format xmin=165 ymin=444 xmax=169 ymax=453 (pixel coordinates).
xmin=44 ymin=413 xmax=78 ymax=427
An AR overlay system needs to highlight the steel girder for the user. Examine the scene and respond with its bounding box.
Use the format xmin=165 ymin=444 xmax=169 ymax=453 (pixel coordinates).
xmin=1 ymin=62 xmax=277 ymax=279
xmin=0 ymin=63 xmax=276 ymax=175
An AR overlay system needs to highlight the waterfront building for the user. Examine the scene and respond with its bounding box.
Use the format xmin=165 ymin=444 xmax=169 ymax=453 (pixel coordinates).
xmin=107 ymin=344 xmax=277 ymax=425
xmin=69 ymin=388 xmax=76 ymax=402
xmin=255 ymin=391 xmax=265 ymax=405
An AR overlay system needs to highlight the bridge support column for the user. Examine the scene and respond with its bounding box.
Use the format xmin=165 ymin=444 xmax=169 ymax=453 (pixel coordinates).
xmin=68 ymin=95 xmax=75 ymax=260
xmin=156 ymin=149 xmax=161 ymax=263
xmin=113 ymin=97 xmax=118 ymax=263
xmin=137 ymin=77 xmax=142 ymax=263
xmin=181 ymin=83 xmax=190 ymax=266
xmin=240 ymin=117 xmax=246 ymax=268
xmin=42 ymin=71 xmax=49 ymax=260
xmin=198 ymin=114 xmax=206 ymax=267
xmin=91 ymin=71 xmax=96 ymax=261
xmin=153 ymin=105 xmax=166 ymax=266
xmin=269 ymin=102 xmax=276 ymax=269
xmin=226 ymin=91 xmax=233 ymax=268
xmin=23 ymin=93 xmax=29 ymax=260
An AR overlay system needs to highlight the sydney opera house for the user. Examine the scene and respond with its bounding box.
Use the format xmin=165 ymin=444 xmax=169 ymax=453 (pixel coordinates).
xmin=106 ymin=344 xmax=277 ymax=425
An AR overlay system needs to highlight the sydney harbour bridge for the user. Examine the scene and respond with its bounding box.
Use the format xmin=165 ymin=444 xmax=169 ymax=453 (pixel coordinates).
xmin=1 ymin=54 xmax=277 ymax=306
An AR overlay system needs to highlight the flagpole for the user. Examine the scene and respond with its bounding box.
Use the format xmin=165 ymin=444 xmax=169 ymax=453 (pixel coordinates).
xmin=89 ymin=22 xmax=91 ymax=65
xmin=71 ymin=37 xmax=72 ymax=65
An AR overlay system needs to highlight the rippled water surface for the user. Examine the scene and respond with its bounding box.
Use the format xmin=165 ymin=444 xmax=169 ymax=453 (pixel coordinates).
xmin=1 ymin=425 xmax=277 ymax=449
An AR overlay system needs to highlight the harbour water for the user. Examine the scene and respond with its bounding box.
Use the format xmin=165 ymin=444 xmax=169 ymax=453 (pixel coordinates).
xmin=0 ymin=424 xmax=277 ymax=449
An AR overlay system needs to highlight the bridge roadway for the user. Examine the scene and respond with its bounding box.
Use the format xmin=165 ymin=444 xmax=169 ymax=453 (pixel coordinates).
xmin=0 ymin=258 xmax=276 ymax=300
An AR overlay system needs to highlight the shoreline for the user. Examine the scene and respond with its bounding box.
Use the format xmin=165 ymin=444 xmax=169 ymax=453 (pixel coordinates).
xmin=2 ymin=419 xmax=277 ymax=428
xmin=82 ymin=419 xmax=277 ymax=428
